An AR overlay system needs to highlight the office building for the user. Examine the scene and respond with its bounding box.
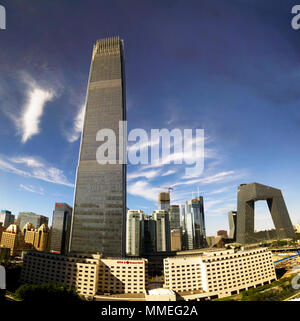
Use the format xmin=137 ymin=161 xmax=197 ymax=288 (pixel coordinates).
xmin=0 ymin=210 xmax=15 ymax=228
xmin=228 ymin=211 xmax=237 ymax=241
xmin=152 ymin=210 xmax=170 ymax=252
xmin=185 ymin=197 xmax=207 ymax=250
xmin=0 ymin=224 xmax=30 ymax=256
xmin=164 ymin=247 xmax=276 ymax=300
xmin=170 ymin=229 xmax=181 ymax=251
xmin=21 ymin=251 xmax=148 ymax=298
xmin=69 ymin=37 xmax=127 ymax=257
xmin=180 ymin=205 xmax=188 ymax=251
xmin=22 ymin=223 xmax=50 ymax=252
xmin=143 ymin=217 xmax=156 ymax=254
xmin=158 ymin=192 xmax=170 ymax=210
xmin=126 ymin=210 xmax=144 ymax=256
xmin=17 ymin=212 xmax=48 ymax=230
xmin=236 ymin=183 xmax=296 ymax=243
xmin=0 ymin=222 xmax=5 ymax=242
xmin=50 ymin=203 xmax=72 ymax=254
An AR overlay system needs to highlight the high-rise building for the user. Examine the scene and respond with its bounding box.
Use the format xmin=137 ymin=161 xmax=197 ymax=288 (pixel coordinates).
xmin=21 ymin=223 xmax=50 ymax=252
xmin=152 ymin=210 xmax=171 ymax=252
xmin=0 ymin=210 xmax=15 ymax=228
xmin=126 ymin=210 xmax=144 ymax=256
xmin=236 ymin=183 xmax=295 ymax=243
xmin=228 ymin=211 xmax=237 ymax=240
xmin=158 ymin=192 xmax=170 ymax=210
xmin=169 ymin=205 xmax=181 ymax=251
xmin=69 ymin=37 xmax=127 ymax=257
xmin=180 ymin=204 xmax=188 ymax=250
xmin=50 ymin=203 xmax=72 ymax=254
xmin=17 ymin=212 xmax=48 ymax=230
xmin=185 ymin=196 xmax=207 ymax=250
xmin=143 ymin=217 xmax=156 ymax=255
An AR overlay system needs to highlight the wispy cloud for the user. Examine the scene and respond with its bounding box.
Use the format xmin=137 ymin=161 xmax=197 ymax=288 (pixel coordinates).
xmin=0 ymin=155 xmax=73 ymax=187
xmin=127 ymin=169 xmax=161 ymax=181
xmin=127 ymin=180 xmax=162 ymax=202
xmin=14 ymin=76 xmax=55 ymax=143
xmin=19 ymin=184 xmax=44 ymax=195
xmin=161 ymin=169 xmax=176 ymax=176
xmin=67 ymin=104 xmax=85 ymax=143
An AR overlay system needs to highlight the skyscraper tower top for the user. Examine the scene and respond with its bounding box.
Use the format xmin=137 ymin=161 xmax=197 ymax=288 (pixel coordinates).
xmin=93 ymin=37 xmax=122 ymax=58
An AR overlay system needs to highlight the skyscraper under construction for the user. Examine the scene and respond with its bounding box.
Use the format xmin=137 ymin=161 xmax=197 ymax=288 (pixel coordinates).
xmin=69 ymin=37 xmax=127 ymax=256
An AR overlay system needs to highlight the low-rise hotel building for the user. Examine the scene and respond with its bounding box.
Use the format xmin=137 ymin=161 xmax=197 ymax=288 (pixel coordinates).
xmin=21 ymin=251 xmax=148 ymax=298
xmin=164 ymin=247 xmax=276 ymax=300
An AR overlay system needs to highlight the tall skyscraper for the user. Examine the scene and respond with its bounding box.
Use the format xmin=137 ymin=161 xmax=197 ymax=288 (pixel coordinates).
xmin=0 ymin=210 xmax=15 ymax=228
xmin=50 ymin=203 xmax=72 ymax=254
xmin=185 ymin=196 xmax=207 ymax=250
xmin=17 ymin=212 xmax=48 ymax=230
xmin=152 ymin=210 xmax=171 ymax=252
xmin=69 ymin=37 xmax=127 ymax=256
xmin=126 ymin=210 xmax=144 ymax=256
xmin=142 ymin=216 xmax=156 ymax=255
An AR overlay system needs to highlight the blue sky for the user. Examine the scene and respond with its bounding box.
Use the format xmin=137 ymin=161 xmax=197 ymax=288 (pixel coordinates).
xmin=0 ymin=0 xmax=300 ymax=235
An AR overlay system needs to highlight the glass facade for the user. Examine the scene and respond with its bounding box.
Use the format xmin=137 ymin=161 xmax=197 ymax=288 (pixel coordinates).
xmin=50 ymin=203 xmax=72 ymax=254
xmin=69 ymin=37 xmax=126 ymax=256
xmin=17 ymin=212 xmax=48 ymax=230
xmin=185 ymin=197 xmax=207 ymax=250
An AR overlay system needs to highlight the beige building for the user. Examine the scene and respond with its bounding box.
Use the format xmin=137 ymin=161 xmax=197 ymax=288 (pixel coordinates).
xmin=21 ymin=251 xmax=148 ymax=298
xmin=170 ymin=229 xmax=182 ymax=251
xmin=0 ymin=224 xmax=30 ymax=256
xmin=164 ymin=247 xmax=276 ymax=300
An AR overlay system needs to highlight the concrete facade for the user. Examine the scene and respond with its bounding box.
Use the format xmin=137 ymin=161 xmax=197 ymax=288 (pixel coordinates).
xmin=164 ymin=247 xmax=276 ymax=300
xmin=21 ymin=251 xmax=148 ymax=298
xmin=236 ymin=183 xmax=296 ymax=244
xmin=69 ymin=37 xmax=127 ymax=256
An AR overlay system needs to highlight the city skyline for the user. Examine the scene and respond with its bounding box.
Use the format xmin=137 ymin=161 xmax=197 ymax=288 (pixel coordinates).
xmin=1 ymin=0 xmax=300 ymax=236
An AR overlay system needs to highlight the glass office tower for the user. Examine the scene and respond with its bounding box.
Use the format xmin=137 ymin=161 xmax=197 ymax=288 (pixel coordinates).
xmin=185 ymin=196 xmax=207 ymax=249
xmin=69 ymin=37 xmax=127 ymax=256
xmin=50 ymin=203 xmax=72 ymax=254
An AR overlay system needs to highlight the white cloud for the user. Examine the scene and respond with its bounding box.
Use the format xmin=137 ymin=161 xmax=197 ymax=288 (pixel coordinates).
xmin=11 ymin=156 xmax=43 ymax=168
xmin=127 ymin=169 xmax=161 ymax=181
xmin=127 ymin=180 xmax=162 ymax=202
xmin=67 ymin=104 xmax=85 ymax=143
xmin=0 ymin=155 xmax=73 ymax=187
xmin=16 ymin=78 xmax=55 ymax=143
xmin=172 ymin=171 xmax=236 ymax=187
xmin=19 ymin=184 xmax=44 ymax=195
xmin=161 ymin=169 xmax=176 ymax=176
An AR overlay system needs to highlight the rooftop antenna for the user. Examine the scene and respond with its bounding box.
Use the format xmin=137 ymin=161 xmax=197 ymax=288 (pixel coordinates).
xmin=197 ymin=186 xmax=200 ymax=198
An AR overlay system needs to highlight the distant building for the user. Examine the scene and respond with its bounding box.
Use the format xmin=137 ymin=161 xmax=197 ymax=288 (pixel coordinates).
xmin=164 ymin=247 xmax=276 ymax=300
xmin=126 ymin=210 xmax=144 ymax=256
xmin=50 ymin=203 xmax=72 ymax=254
xmin=21 ymin=222 xmax=50 ymax=252
xmin=21 ymin=251 xmax=148 ymax=298
xmin=152 ymin=210 xmax=171 ymax=252
xmin=228 ymin=211 xmax=237 ymax=240
xmin=217 ymin=230 xmax=228 ymax=238
xmin=158 ymin=192 xmax=170 ymax=210
xmin=169 ymin=205 xmax=180 ymax=229
xmin=0 ymin=224 xmax=30 ymax=256
xmin=17 ymin=212 xmax=48 ymax=230
xmin=185 ymin=197 xmax=207 ymax=250
xmin=0 ymin=210 xmax=15 ymax=228
xmin=180 ymin=205 xmax=188 ymax=251
xmin=170 ymin=229 xmax=181 ymax=251
xmin=0 ymin=222 xmax=5 ymax=242
xmin=143 ymin=217 xmax=156 ymax=255
xmin=294 ymin=224 xmax=300 ymax=233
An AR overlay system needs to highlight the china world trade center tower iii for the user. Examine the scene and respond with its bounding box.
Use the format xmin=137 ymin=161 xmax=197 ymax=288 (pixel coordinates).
xmin=69 ymin=37 xmax=126 ymax=256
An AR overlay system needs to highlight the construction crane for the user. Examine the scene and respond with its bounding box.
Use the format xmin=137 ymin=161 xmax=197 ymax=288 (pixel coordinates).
xmin=158 ymin=186 xmax=174 ymax=193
